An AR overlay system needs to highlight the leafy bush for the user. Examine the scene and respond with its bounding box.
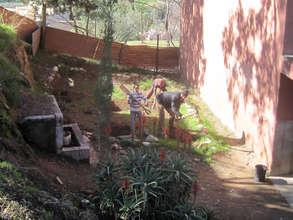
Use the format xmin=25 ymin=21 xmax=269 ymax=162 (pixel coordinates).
xmin=0 ymin=53 xmax=21 ymax=107
xmin=0 ymin=24 xmax=17 ymax=52
xmin=95 ymin=146 xmax=216 ymax=220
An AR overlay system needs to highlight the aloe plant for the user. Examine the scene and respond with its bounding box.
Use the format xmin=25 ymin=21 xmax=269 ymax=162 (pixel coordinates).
xmin=95 ymin=146 xmax=215 ymax=220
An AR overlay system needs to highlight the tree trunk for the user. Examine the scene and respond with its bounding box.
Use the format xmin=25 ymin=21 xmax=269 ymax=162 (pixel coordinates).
xmin=86 ymin=11 xmax=90 ymax=36
xmin=95 ymin=19 xmax=97 ymax=37
xmin=69 ymin=5 xmax=78 ymax=33
xmin=41 ymin=2 xmax=46 ymax=49
xmin=165 ymin=0 xmax=170 ymax=47
xmin=140 ymin=9 xmax=143 ymax=43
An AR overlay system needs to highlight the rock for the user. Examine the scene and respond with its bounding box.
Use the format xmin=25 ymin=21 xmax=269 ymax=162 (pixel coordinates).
xmin=62 ymin=200 xmax=73 ymax=208
xmin=119 ymin=149 xmax=128 ymax=155
xmin=80 ymin=199 xmax=90 ymax=208
xmin=112 ymin=143 xmax=122 ymax=150
xmin=142 ymin=142 xmax=152 ymax=147
xmin=145 ymin=135 xmax=159 ymax=143
xmin=83 ymin=135 xmax=90 ymax=143
xmin=108 ymin=136 xmax=118 ymax=143
xmin=68 ymin=78 xmax=74 ymax=87
xmin=79 ymin=67 xmax=86 ymax=72
xmin=42 ymin=197 xmax=60 ymax=207
xmin=197 ymin=124 xmax=204 ymax=130
xmin=52 ymin=66 xmax=58 ymax=72
xmin=38 ymin=191 xmax=60 ymax=207
xmin=198 ymin=139 xmax=212 ymax=148
xmin=117 ymin=134 xmax=132 ymax=140
xmin=143 ymin=128 xmax=150 ymax=136
xmin=79 ymin=210 xmax=98 ymax=220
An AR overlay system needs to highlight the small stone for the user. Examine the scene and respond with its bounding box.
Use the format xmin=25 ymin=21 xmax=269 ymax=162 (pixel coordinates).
xmin=142 ymin=142 xmax=151 ymax=147
xmin=83 ymin=135 xmax=90 ymax=143
xmin=210 ymin=146 xmax=216 ymax=151
xmin=52 ymin=66 xmax=58 ymax=72
xmin=145 ymin=134 xmax=159 ymax=143
xmin=108 ymin=136 xmax=118 ymax=143
xmin=81 ymin=199 xmax=90 ymax=208
xmin=62 ymin=200 xmax=73 ymax=208
xmin=117 ymin=135 xmax=132 ymax=140
xmin=112 ymin=143 xmax=122 ymax=150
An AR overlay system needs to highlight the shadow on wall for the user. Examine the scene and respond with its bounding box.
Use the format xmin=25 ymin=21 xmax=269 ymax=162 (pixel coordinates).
xmin=180 ymin=0 xmax=206 ymax=89
xmin=221 ymin=0 xmax=286 ymax=162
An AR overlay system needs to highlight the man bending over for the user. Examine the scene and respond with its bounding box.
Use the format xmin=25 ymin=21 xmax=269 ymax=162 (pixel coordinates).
xmin=156 ymin=90 xmax=189 ymax=137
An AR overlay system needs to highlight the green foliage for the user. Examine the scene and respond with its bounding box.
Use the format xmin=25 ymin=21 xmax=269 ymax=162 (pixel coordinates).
xmin=166 ymin=203 xmax=217 ymax=220
xmin=0 ymin=110 xmax=22 ymax=141
xmin=0 ymin=161 xmax=36 ymax=220
xmin=95 ymin=146 xmax=214 ymax=220
xmin=112 ymin=85 xmax=125 ymax=99
xmin=45 ymin=211 xmax=54 ymax=220
xmin=139 ymin=79 xmax=153 ymax=90
xmin=192 ymin=135 xmax=229 ymax=163
xmin=90 ymin=1 xmax=141 ymax=41
xmin=0 ymin=24 xmax=17 ymax=52
xmin=0 ymin=193 xmax=35 ymax=220
xmin=0 ymin=53 xmax=21 ymax=107
xmin=112 ymin=1 xmax=141 ymax=41
xmin=0 ymin=24 xmax=21 ymax=108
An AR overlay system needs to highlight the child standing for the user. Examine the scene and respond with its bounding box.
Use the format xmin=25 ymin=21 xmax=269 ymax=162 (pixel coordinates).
xmin=128 ymin=84 xmax=148 ymax=138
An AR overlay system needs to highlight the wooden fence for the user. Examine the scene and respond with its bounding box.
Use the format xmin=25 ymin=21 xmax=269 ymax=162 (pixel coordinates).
xmin=0 ymin=6 xmax=178 ymax=70
xmin=44 ymin=27 xmax=179 ymax=70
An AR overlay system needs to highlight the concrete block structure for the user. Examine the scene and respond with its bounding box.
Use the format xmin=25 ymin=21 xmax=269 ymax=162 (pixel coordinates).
xmin=19 ymin=94 xmax=63 ymax=154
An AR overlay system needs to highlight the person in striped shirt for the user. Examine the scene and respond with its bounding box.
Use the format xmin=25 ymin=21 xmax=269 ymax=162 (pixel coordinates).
xmin=128 ymin=83 xmax=148 ymax=138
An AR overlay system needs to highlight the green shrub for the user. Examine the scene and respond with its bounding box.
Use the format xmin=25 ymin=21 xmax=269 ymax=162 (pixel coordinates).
xmin=0 ymin=24 xmax=17 ymax=52
xmin=112 ymin=85 xmax=125 ymax=99
xmin=0 ymin=53 xmax=21 ymax=107
xmin=95 ymin=146 xmax=215 ymax=220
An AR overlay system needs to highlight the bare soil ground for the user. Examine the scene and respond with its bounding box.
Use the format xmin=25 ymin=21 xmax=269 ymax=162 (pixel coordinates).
xmin=26 ymin=50 xmax=293 ymax=220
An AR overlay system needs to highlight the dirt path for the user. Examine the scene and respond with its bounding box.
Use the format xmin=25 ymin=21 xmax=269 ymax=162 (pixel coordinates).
xmin=194 ymin=147 xmax=293 ymax=220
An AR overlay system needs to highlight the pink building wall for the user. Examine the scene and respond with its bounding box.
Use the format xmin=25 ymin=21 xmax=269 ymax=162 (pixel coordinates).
xmin=180 ymin=0 xmax=287 ymax=167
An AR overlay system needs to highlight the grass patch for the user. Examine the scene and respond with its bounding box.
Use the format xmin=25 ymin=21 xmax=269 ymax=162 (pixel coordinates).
xmin=192 ymin=135 xmax=230 ymax=163
xmin=0 ymin=193 xmax=35 ymax=220
xmin=139 ymin=79 xmax=153 ymax=90
xmin=112 ymin=85 xmax=125 ymax=99
xmin=0 ymin=53 xmax=21 ymax=107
